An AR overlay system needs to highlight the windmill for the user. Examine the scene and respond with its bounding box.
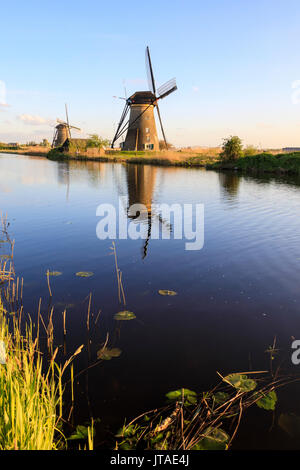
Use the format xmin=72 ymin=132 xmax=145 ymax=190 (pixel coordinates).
xmin=111 ymin=47 xmax=177 ymax=151
xmin=52 ymin=104 xmax=81 ymax=148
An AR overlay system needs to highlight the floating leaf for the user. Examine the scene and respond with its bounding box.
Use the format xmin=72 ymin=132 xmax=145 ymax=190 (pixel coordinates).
xmin=255 ymin=390 xmax=277 ymax=411
xmin=47 ymin=271 xmax=62 ymax=277
xmin=76 ymin=271 xmax=94 ymax=278
xmin=223 ymin=373 xmax=257 ymax=392
xmin=158 ymin=290 xmax=177 ymax=296
xmin=165 ymin=388 xmax=197 ymax=406
xmin=114 ymin=310 xmax=136 ymax=321
xmin=192 ymin=427 xmax=229 ymax=450
xmin=97 ymin=347 xmax=122 ymax=360
xmin=213 ymin=391 xmax=230 ymax=405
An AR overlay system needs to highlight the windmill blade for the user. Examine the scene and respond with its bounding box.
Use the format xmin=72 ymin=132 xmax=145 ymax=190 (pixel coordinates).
xmin=157 ymin=78 xmax=177 ymax=100
xmin=69 ymin=125 xmax=81 ymax=131
xmin=65 ymin=104 xmax=70 ymax=127
xmin=52 ymin=128 xmax=58 ymax=148
xmin=57 ymin=119 xmax=68 ymax=125
xmin=122 ymin=79 xmax=127 ymax=99
xmin=156 ymin=104 xmax=168 ymax=149
xmin=111 ymin=102 xmax=130 ymax=148
xmin=145 ymin=46 xmax=156 ymax=95
xmin=113 ymin=95 xmax=127 ymax=101
xmin=65 ymin=103 xmax=72 ymax=139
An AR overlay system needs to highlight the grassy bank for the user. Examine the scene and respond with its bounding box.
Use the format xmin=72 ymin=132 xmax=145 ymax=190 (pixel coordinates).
xmin=46 ymin=148 xmax=219 ymax=167
xmin=208 ymin=152 xmax=300 ymax=175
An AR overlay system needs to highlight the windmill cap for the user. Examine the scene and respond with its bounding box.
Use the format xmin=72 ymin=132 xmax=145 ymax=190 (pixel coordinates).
xmin=129 ymin=91 xmax=156 ymax=104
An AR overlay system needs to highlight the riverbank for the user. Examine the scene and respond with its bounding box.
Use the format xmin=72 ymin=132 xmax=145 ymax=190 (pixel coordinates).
xmin=46 ymin=148 xmax=219 ymax=167
xmin=0 ymin=147 xmax=220 ymax=167
xmin=207 ymin=152 xmax=300 ymax=175
xmin=2 ymin=148 xmax=300 ymax=175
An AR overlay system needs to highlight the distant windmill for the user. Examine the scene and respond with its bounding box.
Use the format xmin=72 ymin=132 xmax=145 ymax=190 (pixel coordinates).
xmin=111 ymin=46 xmax=177 ymax=151
xmin=52 ymin=104 xmax=81 ymax=148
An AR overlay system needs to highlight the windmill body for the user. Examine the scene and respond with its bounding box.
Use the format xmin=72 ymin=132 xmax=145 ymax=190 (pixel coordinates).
xmin=123 ymin=92 xmax=159 ymax=151
xmin=51 ymin=105 xmax=81 ymax=148
xmin=111 ymin=47 xmax=177 ymax=150
xmin=52 ymin=123 xmax=70 ymax=147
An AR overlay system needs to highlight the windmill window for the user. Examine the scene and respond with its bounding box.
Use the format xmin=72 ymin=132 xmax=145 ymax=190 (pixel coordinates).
xmin=145 ymin=128 xmax=149 ymax=133
xmin=146 ymin=136 xmax=150 ymax=142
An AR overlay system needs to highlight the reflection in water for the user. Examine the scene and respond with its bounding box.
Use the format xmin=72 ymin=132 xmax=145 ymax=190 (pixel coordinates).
xmin=218 ymin=172 xmax=241 ymax=200
xmin=125 ymin=165 xmax=157 ymax=259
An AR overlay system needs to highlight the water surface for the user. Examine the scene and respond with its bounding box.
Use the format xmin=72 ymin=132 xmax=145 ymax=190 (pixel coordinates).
xmin=1 ymin=153 xmax=300 ymax=449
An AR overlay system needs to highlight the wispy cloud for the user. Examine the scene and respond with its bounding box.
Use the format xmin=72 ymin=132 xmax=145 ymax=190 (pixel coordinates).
xmin=17 ymin=114 xmax=55 ymax=126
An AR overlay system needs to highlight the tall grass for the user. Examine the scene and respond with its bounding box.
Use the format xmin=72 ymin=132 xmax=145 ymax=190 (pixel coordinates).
xmin=0 ymin=301 xmax=65 ymax=449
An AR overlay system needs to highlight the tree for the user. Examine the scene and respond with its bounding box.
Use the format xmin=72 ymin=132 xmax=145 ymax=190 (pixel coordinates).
xmin=86 ymin=134 xmax=110 ymax=149
xmin=243 ymin=145 xmax=258 ymax=157
xmin=40 ymin=139 xmax=50 ymax=147
xmin=159 ymin=140 xmax=174 ymax=150
xmin=220 ymin=136 xmax=243 ymax=161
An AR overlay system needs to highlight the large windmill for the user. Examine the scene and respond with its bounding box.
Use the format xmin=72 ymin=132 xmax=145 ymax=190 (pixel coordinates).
xmin=111 ymin=47 xmax=177 ymax=151
xmin=52 ymin=104 xmax=81 ymax=148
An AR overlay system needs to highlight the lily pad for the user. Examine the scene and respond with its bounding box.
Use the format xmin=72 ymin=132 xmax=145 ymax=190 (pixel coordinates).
xmin=223 ymin=373 xmax=257 ymax=392
xmin=47 ymin=271 xmax=62 ymax=277
xmin=158 ymin=290 xmax=177 ymax=296
xmin=76 ymin=271 xmax=94 ymax=278
xmin=165 ymin=388 xmax=197 ymax=405
xmin=97 ymin=347 xmax=122 ymax=360
xmin=114 ymin=310 xmax=136 ymax=321
xmin=255 ymin=390 xmax=277 ymax=411
xmin=213 ymin=391 xmax=230 ymax=405
xmin=192 ymin=427 xmax=229 ymax=450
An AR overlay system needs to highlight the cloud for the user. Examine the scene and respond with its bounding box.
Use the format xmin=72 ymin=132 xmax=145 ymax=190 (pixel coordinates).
xmin=17 ymin=114 xmax=54 ymax=126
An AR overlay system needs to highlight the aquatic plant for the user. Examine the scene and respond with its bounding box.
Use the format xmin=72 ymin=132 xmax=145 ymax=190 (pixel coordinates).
xmin=116 ymin=367 xmax=295 ymax=451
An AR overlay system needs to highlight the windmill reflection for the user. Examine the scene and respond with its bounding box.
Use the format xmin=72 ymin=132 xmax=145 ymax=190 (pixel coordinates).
xmin=124 ymin=165 xmax=171 ymax=259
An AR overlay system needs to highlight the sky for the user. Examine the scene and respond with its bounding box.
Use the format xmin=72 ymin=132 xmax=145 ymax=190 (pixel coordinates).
xmin=1 ymin=0 xmax=300 ymax=148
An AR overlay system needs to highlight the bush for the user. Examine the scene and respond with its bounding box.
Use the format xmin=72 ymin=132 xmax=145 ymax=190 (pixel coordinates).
xmin=220 ymin=136 xmax=243 ymax=161
xmin=86 ymin=134 xmax=110 ymax=149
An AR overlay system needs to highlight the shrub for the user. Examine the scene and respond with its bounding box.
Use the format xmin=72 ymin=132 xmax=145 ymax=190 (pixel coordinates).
xmin=220 ymin=136 xmax=243 ymax=161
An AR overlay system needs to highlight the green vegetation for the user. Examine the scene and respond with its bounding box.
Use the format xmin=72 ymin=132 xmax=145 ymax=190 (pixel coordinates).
xmin=0 ymin=298 xmax=63 ymax=449
xmin=86 ymin=134 xmax=110 ymax=149
xmin=210 ymin=151 xmax=300 ymax=174
xmin=115 ymin=370 xmax=288 ymax=450
xmin=220 ymin=136 xmax=243 ymax=161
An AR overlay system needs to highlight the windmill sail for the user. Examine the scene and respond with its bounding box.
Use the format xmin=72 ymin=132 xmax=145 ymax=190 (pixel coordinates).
xmin=145 ymin=46 xmax=156 ymax=94
xmin=157 ymin=78 xmax=177 ymax=100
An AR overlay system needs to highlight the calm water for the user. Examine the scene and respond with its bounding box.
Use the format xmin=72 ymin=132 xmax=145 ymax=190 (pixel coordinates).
xmin=1 ymin=153 xmax=300 ymax=449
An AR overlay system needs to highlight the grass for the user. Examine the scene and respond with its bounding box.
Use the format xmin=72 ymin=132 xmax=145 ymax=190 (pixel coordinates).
xmin=46 ymin=147 xmax=219 ymax=167
xmin=0 ymin=300 xmax=63 ymax=449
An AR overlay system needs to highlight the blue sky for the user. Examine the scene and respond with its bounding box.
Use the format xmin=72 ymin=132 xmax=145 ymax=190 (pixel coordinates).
xmin=1 ymin=0 xmax=300 ymax=148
